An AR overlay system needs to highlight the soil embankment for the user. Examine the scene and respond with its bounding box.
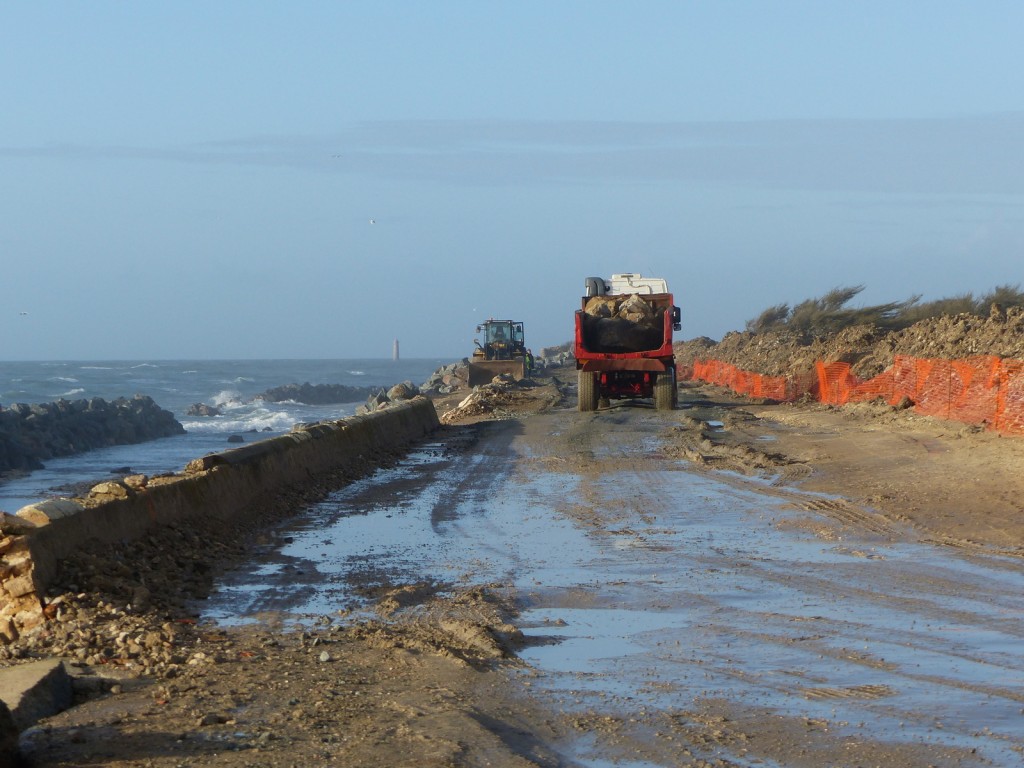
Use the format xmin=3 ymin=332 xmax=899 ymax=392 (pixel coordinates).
xmin=674 ymin=305 xmax=1024 ymax=380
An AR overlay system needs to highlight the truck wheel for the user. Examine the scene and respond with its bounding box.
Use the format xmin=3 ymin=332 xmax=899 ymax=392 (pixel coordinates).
xmin=654 ymin=370 xmax=675 ymax=411
xmin=578 ymin=370 xmax=599 ymax=412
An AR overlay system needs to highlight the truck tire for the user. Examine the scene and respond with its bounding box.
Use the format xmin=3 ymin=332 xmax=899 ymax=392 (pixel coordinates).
xmin=654 ymin=369 xmax=675 ymax=411
xmin=578 ymin=370 xmax=599 ymax=412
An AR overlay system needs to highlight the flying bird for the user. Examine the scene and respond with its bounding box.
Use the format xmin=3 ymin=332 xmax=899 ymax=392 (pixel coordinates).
xmin=369 ymin=218 xmax=376 ymax=225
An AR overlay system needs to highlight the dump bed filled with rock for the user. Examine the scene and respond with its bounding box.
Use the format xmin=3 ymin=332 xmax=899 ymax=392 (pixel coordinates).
xmin=579 ymin=293 xmax=667 ymax=353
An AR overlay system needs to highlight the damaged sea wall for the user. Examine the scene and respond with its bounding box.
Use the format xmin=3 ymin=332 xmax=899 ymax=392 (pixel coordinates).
xmin=0 ymin=397 xmax=440 ymax=642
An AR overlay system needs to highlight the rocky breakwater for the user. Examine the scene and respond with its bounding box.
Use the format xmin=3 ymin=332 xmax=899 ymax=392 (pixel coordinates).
xmin=253 ymin=382 xmax=376 ymax=405
xmin=0 ymin=396 xmax=184 ymax=477
xmin=420 ymin=359 xmax=472 ymax=395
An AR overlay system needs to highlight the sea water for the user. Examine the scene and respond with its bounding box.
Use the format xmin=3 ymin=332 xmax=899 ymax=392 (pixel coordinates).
xmin=0 ymin=358 xmax=448 ymax=512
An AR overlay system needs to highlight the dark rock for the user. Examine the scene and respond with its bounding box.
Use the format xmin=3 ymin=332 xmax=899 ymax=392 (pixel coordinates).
xmin=0 ymin=395 xmax=184 ymax=475
xmin=252 ymin=382 xmax=375 ymax=405
xmin=365 ymin=389 xmax=389 ymax=412
xmin=227 ymin=435 xmax=245 ymax=443
xmin=187 ymin=403 xmax=222 ymax=417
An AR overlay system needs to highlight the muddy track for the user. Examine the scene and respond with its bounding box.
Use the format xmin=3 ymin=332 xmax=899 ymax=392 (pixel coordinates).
xmin=14 ymin=374 xmax=1024 ymax=767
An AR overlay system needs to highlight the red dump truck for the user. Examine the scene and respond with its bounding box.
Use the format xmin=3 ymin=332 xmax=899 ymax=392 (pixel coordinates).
xmin=574 ymin=273 xmax=681 ymax=411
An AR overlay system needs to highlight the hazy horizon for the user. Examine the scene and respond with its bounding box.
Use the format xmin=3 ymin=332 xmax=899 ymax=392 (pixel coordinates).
xmin=3 ymin=3 xmax=1022 ymax=360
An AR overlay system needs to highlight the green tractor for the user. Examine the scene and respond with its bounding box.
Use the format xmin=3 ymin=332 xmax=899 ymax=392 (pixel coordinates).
xmin=468 ymin=320 xmax=527 ymax=386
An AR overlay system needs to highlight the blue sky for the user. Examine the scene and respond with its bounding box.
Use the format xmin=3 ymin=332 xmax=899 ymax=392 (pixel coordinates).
xmin=2 ymin=2 xmax=1022 ymax=360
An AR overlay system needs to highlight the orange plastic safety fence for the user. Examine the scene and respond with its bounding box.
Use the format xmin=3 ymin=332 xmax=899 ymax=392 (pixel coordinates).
xmin=686 ymin=355 xmax=1024 ymax=436
xmin=689 ymin=359 xmax=814 ymax=403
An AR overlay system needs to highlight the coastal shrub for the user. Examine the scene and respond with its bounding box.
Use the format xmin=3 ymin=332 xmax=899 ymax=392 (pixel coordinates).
xmin=745 ymin=283 xmax=1024 ymax=337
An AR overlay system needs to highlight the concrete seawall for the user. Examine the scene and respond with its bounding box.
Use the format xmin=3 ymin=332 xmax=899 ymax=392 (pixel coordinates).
xmin=0 ymin=397 xmax=441 ymax=643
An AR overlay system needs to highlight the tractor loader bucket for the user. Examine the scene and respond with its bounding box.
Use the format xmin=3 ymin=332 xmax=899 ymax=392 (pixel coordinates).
xmin=468 ymin=359 xmax=526 ymax=387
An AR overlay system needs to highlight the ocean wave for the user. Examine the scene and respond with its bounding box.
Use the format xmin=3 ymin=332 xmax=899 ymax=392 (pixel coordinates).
xmin=181 ymin=408 xmax=296 ymax=436
xmin=60 ymin=388 xmax=86 ymax=397
xmin=211 ymin=390 xmax=245 ymax=408
xmin=50 ymin=376 xmax=79 ymax=383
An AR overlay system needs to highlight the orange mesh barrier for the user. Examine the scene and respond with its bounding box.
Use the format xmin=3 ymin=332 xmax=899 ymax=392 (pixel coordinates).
xmin=686 ymin=355 xmax=1024 ymax=436
xmin=690 ymin=360 xmax=815 ymax=402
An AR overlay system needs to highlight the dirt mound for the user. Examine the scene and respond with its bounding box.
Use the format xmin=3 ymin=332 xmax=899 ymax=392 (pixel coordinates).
xmin=676 ymin=306 xmax=1024 ymax=380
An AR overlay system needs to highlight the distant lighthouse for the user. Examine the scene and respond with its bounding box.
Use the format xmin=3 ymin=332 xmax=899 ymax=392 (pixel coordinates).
xmin=393 ymin=338 xmax=400 ymax=361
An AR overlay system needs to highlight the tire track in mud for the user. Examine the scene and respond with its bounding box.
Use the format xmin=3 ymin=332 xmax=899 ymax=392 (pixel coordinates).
xmin=508 ymin=406 xmax=1024 ymax=767
xmin=663 ymin=407 xmax=907 ymax=541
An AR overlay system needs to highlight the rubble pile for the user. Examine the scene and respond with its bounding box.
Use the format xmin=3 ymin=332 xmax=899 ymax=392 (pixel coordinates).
xmin=675 ymin=306 xmax=1024 ymax=380
xmin=438 ymin=376 xmax=526 ymax=424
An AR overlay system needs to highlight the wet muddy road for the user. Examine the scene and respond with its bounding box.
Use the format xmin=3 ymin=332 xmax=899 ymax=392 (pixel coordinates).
xmin=204 ymin=404 xmax=1024 ymax=767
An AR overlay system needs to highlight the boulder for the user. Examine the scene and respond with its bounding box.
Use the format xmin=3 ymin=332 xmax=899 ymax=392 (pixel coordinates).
xmin=15 ymin=499 xmax=85 ymax=528
xmin=88 ymin=481 xmax=132 ymax=502
xmin=0 ymin=512 xmax=37 ymax=536
xmin=186 ymin=403 xmax=221 ymax=417
xmin=387 ymin=381 xmax=419 ymax=401
xmin=617 ymin=293 xmax=656 ymax=322
xmin=584 ymin=296 xmax=619 ymax=318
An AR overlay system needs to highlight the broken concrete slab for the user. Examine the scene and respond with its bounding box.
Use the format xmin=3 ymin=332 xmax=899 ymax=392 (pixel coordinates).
xmin=0 ymin=658 xmax=72 ymax=731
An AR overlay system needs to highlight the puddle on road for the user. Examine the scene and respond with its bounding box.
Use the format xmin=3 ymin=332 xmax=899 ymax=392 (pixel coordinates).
xmin=203 ymin=442 xmax=593 ymax=623
xmin=202 ymin=438 xmax=1024 ymax=765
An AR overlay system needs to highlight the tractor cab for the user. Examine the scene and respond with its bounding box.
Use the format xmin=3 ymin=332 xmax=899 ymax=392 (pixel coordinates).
xmin=475 ymin=320 xmax=525 ymax=360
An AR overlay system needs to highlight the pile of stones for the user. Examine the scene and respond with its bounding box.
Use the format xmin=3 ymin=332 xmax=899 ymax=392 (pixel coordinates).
xmin=357 ymin=380 xmax=422 ymax=414
xmin=420 ymin=360 xmax=471 ymax=395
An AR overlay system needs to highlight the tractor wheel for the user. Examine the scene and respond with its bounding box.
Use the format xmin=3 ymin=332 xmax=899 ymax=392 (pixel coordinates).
xmin=578 ymin=370 xmax=599 ymax=412
xmin=654 ymin=369 xmax=676 ymax=411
